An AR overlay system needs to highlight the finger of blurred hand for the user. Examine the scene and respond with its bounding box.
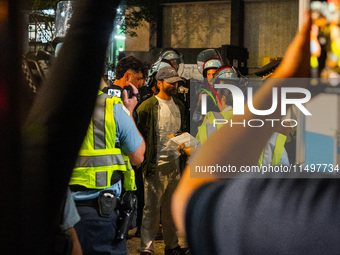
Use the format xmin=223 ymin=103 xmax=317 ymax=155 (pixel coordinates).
xmin=123 ymin=97 xmax=137 ymax=113
xmin=122 ymin=89 xmax=128 ymax=102
xmin=129 ymin=83 xmax=138 ymax=94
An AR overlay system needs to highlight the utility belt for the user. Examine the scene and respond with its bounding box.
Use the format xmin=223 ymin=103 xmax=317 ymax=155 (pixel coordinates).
xmin=75 ymin=190 xmax=118 ymax=218
xmin=72 ymin=171 xmax=123 ymax=218
xmin=73 ymin=185 xmax=137 ymax=240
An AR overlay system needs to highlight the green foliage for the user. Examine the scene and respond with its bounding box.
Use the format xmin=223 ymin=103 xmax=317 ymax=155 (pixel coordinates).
xmin=25 ymin=0 xmax=160 ymax=37
xmin=122 ymin=0 xmax=160 ymax=37
xmin=33 ymin=0 xmax=60 ymax=10
xmin=23 ymin=0 xmax=60 ymax=10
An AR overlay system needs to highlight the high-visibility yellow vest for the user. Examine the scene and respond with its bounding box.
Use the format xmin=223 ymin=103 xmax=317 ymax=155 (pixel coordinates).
xmin=258 ymin=132 xmax=287 ymax=166
xmin=196 ymin=111 xmax=233 ymax=144
xmin=70 ymin=91 xmax=136 ymax=191
xmin=196 ymin=110 xmax=286 ymax=166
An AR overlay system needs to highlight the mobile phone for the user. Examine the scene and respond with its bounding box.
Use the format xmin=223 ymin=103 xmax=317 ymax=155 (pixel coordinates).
xmin=310 ymin=0 xmax=340 ymax=93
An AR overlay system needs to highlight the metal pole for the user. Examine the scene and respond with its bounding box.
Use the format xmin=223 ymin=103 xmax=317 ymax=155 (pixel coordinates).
xmin=230 ymin=0 xmax=244 ymax=47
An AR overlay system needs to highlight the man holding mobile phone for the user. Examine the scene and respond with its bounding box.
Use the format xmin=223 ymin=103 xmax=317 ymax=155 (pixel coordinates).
xmin=70 ymin=77 xmax=145 ymax=254
xmin=113 ymin=56 xmax=145 ymax=89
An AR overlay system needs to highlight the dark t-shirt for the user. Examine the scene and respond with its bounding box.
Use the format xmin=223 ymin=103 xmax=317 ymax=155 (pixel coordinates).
xmin=186 ymin=178 xmax=340 ymax=255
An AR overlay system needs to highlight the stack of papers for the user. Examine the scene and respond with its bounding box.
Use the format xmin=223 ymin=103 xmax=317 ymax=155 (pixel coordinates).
xmin=170 ymin=132 xmax=197 ymax=148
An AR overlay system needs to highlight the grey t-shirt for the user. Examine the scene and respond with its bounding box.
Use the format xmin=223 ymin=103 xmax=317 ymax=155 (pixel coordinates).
xmin=155 ymin=96 xmax=181 ymax=165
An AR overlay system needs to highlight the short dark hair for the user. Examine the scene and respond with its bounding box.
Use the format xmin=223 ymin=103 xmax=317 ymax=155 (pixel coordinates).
xmin=216 ymin=87 xmax=233 ymax=106
xmin=115 ymin=56 xmax=144 ymax=80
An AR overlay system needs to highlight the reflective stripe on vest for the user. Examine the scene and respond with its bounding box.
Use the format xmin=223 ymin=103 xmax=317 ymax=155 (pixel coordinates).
xmin=70 ymin=92 xmax=136 ymax=191
xmin=74 ymin=152 xmax=126 ymax=168
xmin=197 ymin=111 xmax=286 ymax=167
xmin=197 ymin=111 xmax=233 ymax=145
xmin=258 ymin=132 xmax=287 ymax=166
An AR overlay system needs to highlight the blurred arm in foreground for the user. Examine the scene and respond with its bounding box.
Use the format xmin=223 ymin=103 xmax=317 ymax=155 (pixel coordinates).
xmin=172 ymin=11 xmax=311 ymax=238
xmin=21 ymin=0 xmax=118 ymax=253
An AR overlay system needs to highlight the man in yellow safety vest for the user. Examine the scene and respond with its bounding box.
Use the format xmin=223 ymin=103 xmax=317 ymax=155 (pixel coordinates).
xmin=69 ymin=58 xmax=145 ymax=254
xmin=196 ymin=66 xmax=290 ymax=167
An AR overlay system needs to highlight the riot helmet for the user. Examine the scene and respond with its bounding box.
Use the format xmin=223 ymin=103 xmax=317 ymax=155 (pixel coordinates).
xmin=197 ymin=49 xmax=223 ymax=75
xmin=157 ymin=48 xmax=184 ymax=75
xmin=146 ymin=48 xmax=184 ymax=87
